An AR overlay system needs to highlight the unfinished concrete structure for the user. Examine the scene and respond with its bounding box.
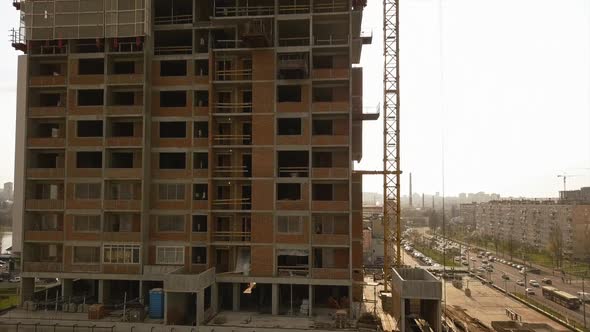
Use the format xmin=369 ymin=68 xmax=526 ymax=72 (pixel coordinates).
xmin=12 ymin=0 xmax=373 ymax=325
xmin=389 ymin=268 xmax=442 ymax=332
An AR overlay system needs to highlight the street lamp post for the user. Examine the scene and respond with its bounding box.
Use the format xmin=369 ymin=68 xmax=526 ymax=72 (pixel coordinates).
xmin=583 ymin=275 xmax=587 ymax=328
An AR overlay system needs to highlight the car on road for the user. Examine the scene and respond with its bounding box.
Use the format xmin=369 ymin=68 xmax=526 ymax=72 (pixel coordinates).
xmin=462 ymin=261 xmax=469 ymax=266
xmin=516 ymin=280 xmax=525 ymax=286
xmin=501 ymin=274 xmax=510 ymax=280
xmin=541 ymin=278 xmax=552 ymax=285
xmin=577 ymin=292 xmax=590 ymax=303
xmin=471 ymin=258 xmax=476 ymax=262
xmin=525 ymin=288 xmax=535 ymax=295
xmin=529 ymin=280 xmax=540 ymax=287
xmin=8 ymin=276 xmax=21 ymax=283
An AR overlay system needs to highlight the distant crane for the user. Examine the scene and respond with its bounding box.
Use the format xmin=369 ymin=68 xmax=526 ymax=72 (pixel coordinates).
xmin=557 ymin=173 xmax=580 ymax=193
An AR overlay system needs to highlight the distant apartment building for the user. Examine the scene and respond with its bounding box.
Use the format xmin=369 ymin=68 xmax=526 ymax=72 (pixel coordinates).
xmin=474 ymin=192 xmax=590 ymax=260
xmin=458 ymin=203 xmax=477 ymax=229
xmin=11 ymin=0 xmax=373 ymax=325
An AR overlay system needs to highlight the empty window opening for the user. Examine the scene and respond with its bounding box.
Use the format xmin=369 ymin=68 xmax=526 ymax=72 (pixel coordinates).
xmin=278 ymin=86 xmax=302 ymax=102
xmin=193 ymin=152 xmax=208 ymax=169
xmin=110 ymin=152 xmax=134 ymax=168
xmin=111 ymin=121 xmax=134 ymax=137
xmin=31 ymin=183 xmax=60 ymax=200
xmin=105 ymin=214 xmax=134 ymax=232
xmin=278 ymin=118 xmax=302 ymax=135
xmin=78 ymin=58 xmax=104 ymax=75
xmin=191 ymin=247 xmax=207 ymax=264
xmin=312 ymin=184 xmax=333 ymax=201
xmin=194 ymin=122 xmax=209 ymax=138
xmin=78 ymin=90 xmax=104 ymax=106
xmin=195 ymin=60 xmax=209 ymax=76
xmin=313 ymin=88 xmax=333 ymax=102
xmin=38 ymin=63 xmax=62 ymax=76
xmin=313 ymin=215 xmax=348 ymax=234
xmin=108 ymin=182 xmax=135 ymax=200
xmin=36 ymin=153 xmax=59 ymax=168
xmin=112 ymin=91 xmax=136 ymax=106
xmin=277 ymin=183 xmax=301 ymax=200
xmin=195 ymin=90 xmax=209 ymax=107
xmin=75 ymin=39 xmax=104 ymax=53
xmin=154 ymin=30 xmax=193 ymax=55
xmin=76 ymin=152 xmax=102 ymax=168
xmin=157 ymin=215 xmax=185 ymax=232
xmin=39 ymin=93 xmax=62 ymax=107
xmin=192 ymin=215 xmax=207 ymax=232
xmin=312 ymin=151 xmax=333 ymax=168
xmin=196 ymin=31 xmax=210 ymax=52
xmin=74 ymin=183 xmax=101 ymax=199
xmin=277 ymin=249 xmax=309 ymax=276
xmin=73 ymin=247 xmax=101 ymax=264
xmin=160 ymin=121 xmax=186 ymax=138
xmin=278 ymin=20 xmax=310 ymax=46
xmin=77 ymin=120 xmax=103 ymax=137
xmin=35 ymin=122 xmax=60 ymax=138
xmin=113 ymin=61 xmax=135 ymax=74
xmin=278 ymin=53 xmax=309 ymax=79
xmin=160 ymin=60 xmax=187 ymax=76
xmin=159 ymin=152 xmax=186 ymax=169
xmin=313 ymin=56 xmax=333 ymax=69
xmin=313 ymin=248 xmax=348 ymax=268
xmin=160 ymin=91 xmax=186 ymax=107
xmin=242 ymin=154 xmax=252 ymax=177
xmin=278 ymin=151 xmax=309 ymax=177
xmin=154 ymin=0 xmax=193 ymax=24
xmin=193 ymin=184 xmax=208 ymax=200
xmin=158 ymin=183 xmax=185 ymax=200
xmin=73 ymin=215 xmax=101 ymax=232
xmin=277 ymin=216 xmax=302 ymax=234
xmin=312 ymin=119 xmax=333 ymax=135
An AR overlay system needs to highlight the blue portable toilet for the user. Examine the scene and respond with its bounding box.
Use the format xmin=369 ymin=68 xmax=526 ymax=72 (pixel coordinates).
xmin=149 ymin=288 xmax=164 ymax=319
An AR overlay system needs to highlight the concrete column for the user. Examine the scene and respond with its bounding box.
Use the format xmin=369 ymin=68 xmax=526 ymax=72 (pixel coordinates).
xmin=271 ymin=283 xmax=279 ymax=315
xmin=348 ymin=285 xmax=353 ymax=318
xmin=98 ymin=280 xmax=110 ymax=304
xmin=211 ymin=283 xmax=219 ymax=313
xmin=232 ymin=283 xmax=240 ymax=311
xmin=138 ymin=281 xmax=144 ymax=304
xmin=61 ymin=279 xmax=73 ymax=300
xmin=21 ymin=277 xmax=35 ymax=304
xmin=308 ymin=284 xmax=313 ymax=317
xmin=197 ymin=290 xmax=205 ymax=324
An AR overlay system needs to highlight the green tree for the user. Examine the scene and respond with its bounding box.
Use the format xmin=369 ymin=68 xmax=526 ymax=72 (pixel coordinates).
xmin=548 ymin=223 xmax=564 ymax=268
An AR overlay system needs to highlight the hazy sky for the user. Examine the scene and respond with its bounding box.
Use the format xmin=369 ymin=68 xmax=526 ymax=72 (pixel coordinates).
xmin=356 ymin=0 xmax=590 ymax=198
xmin=0 ymin=1 xmax=587 ymax=198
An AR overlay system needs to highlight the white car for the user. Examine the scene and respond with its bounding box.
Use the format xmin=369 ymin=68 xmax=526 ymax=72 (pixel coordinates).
xmin=516 ymin=280 xmax=525 ymax=286
xmin=525 ymin=288 xmax=535 ymax=295
xmin=529 ymin=280 xmax=540 ymax=287
xmin=8 ymin=276 xmax=21 ymax=283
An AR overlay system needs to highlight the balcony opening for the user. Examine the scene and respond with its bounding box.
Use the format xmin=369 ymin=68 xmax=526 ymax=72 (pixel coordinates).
xmin=313 ymin=87 xmax=333 ymax=102
xmin=77 ymin=120 xmax=103 ymax=137
xmin=312 ymin=184 xmax=333 ymax=201
xmin=108 ymin=182 xmax=137 ymax=200
xmin=193 ymin=184 xmax=208 ymax=200
xmin=113 ymin=61 xmax=136 ymax=74
xmin=313 ymin=215 xmax=348 ymax=235
xmin=278 ymin=53 xmax=309 ymax=79
xmin=36 ymin=62 xmax=63 ymax=76
xmin=313 ymin=248 xmax=348 ymax=268
xmin=76 ymin=152 xmax=102 ymax=168
xmin=277 ymin=249 xmax=309 ymax=276
xmin=242 ymin=154 xmax=252 ymax=177
xmin=313 ymin=21 xmax=348 ymax=45
xmin=160 ymin=91 xmax=187 ymax=107
xmin=154 ymin=0 xmax=193 ymax=25
xmin=278 ymin=151 xmax=309 ymax=177
xmin=277 ymin=183 xmax=301 ymax=200
xmin=30 ymin=183 xmax=60 ymax=200
xmin=160 ymin=121 xmax=186 ymax=138
xmin=73 ymin=247 xmax=101 ymax=264
xmin=194 ymin=121 xmax=209 ymax=138
xmin=277 ymin=216 xmax=302 ymax=234
xmin=35 ymin=152 xmax=59 ymax=168
xmin=313 ymin=55 xmax=333 ymax=69
xmin=195 ymin=90 xmax=209 ymax=107
xmin=277 ymin=118 xmax=302 ymax=135
xmin=27 ymin=213 xmax=62 ymax=231
xmin=242 ymin=185 xmax=251 ymax=209
xmin=312 ymin=151 xmax=332 ymax=168
xmin=74 ymin=39 xmax=104 ymax=53
xmin=191 ymin=247 xmax=207 ymax=264
xmin=78 ymin=58 xmax=104 ymax=75
xmin=159 ymin=152 xmax=186 ymax=169
xmin=110 ymin=152 xmax=134 ymax=168
xmin=192 ymin=215 xmax=207 ymax=232
xmin=193 ymin=152 xmax=208 ymax=169
xmin=196 ymin=0 xmax=212 ymax=21
xmin=39 ymin=93 xmax=63 ymax=107
xmin=278 ymin=86 xmax=302 ymax=103
xmin=312 ymin=119 xmax=333 ymax=135
xmin=154 ymin=30 xmax=192 ymax=55
xmin=158 ymin=183 xmax=185 ymax=200
xmin=242 ymin=91 xmax=252 ymax=112
xmin=78 ymin=89 xmax=104 ymax=106
xmin=112 ymin=91 xmax=136 ymax=106
xmin=34 ymin=122 xmax=61 ymax=138
xmin=160 ymin=60 xmax=187 ymax=76
xmin=157 ymin=215 xmax=185 ymax=233
xmin=278 ymin=20 xmax=310 ymax=46
xmin=111 ymin=121 xmax=134 ymax=137
xmin=73 ymin=215 xmax=101 ymax=232
xmin=74 ymin=183 xmax=101 ymax=200
xmin=278 ymin=0 xmax=310 ymax=14
xmin=243 ymin=123 xmax=252 ymax=145
xmin=195 ymin=60 xmax=209 ymax=76
xmin=105 ymin=214 xmax=134 ymax=232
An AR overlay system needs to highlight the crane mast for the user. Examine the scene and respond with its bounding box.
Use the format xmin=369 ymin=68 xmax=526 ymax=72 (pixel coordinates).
xmin=383 ymin=0 xmax=402 ymax=291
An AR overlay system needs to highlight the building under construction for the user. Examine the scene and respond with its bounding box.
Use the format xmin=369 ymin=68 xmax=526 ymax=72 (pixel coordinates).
xmin=11 ymin=0 xmax=377 ymax=325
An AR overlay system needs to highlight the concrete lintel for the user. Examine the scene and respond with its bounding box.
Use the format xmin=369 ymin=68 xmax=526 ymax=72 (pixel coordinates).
xmin=216 ymin=275 xmax=352 ymax=286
